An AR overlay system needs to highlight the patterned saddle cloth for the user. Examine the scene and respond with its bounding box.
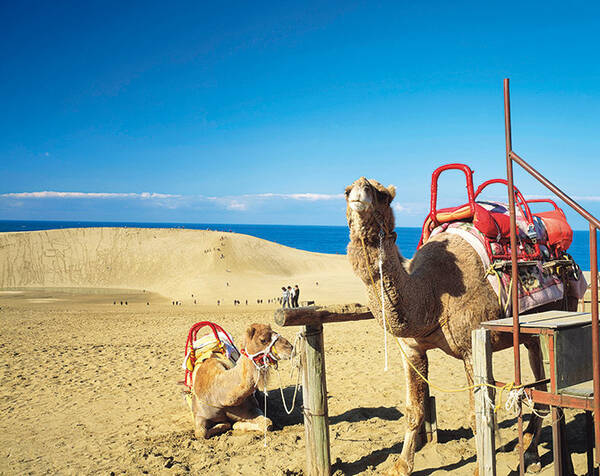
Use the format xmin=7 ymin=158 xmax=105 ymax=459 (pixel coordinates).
xmin=428 ymin=219 xmax=587 ymax=316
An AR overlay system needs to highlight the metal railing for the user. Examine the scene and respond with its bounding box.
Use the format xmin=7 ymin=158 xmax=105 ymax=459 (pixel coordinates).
xmin=504 ymin=78 xmax=600 ymax=473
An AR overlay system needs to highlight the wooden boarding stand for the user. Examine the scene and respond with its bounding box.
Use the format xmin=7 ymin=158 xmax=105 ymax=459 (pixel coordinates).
xmin=274 ymin=304 xmax=437 ymax=476
xmin=473 ymin=311 xmax=599 ymax=475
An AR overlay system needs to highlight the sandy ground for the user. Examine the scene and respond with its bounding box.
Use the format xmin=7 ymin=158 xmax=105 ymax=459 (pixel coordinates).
xmin=0 ymin=229 xmax=595 ymax=475
xmin=0 ymin=290 xmax=594 ymax=476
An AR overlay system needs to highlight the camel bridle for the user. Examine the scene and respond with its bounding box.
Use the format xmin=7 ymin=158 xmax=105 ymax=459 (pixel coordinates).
xmin=241 ymin=332 xmax=282 ymax=371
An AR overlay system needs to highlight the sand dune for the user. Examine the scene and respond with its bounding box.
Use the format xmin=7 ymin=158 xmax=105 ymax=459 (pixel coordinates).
xmin=0 ymin=228 xmax=366 ymax=305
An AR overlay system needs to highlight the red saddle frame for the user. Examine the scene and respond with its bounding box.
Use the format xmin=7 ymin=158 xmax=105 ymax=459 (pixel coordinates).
xmin=418 ymin=164 xmax=548 ymax=261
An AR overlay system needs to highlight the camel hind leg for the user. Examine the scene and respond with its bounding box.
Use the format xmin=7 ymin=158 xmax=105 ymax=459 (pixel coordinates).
xmin=522 ymin=337 xmax=548 ymax=473
xmin=391 ymin=338 xmax=429 ymax=476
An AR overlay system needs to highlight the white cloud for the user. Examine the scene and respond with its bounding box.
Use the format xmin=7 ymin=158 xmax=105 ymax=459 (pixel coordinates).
xmin=253 ymin=192 xmax=343 ymax=201
xmin=393 ymin=201 xmax=429 ymax=216
xmin=0 ymin=190 xmax=344 ymax=213
xmin=573 ymin=196 xmax=600 ymax=202
xmin=226 ymin=200 xmax=247 ymax=211
xmin=0 ymin=191 xmax=182 ymax=199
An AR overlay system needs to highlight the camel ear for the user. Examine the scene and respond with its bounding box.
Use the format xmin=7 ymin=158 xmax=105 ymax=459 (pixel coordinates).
xmin=246 ymin=324 xmax=257 ymax=341
xmin=387 ymin=185 xmax=396 ymax=202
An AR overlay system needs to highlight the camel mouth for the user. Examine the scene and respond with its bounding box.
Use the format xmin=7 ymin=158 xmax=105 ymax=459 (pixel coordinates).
xmin=349 ymin=200 xmax=371 ymax=212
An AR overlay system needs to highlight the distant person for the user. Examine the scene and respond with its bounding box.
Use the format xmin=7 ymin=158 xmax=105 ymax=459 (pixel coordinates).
xmin=287 ymin=286 xmax=293 ymax=307
xmin=293 ymin=285 xmax=300 ymax=307
xmin=281 ymin=287 xmax=290 ymax=308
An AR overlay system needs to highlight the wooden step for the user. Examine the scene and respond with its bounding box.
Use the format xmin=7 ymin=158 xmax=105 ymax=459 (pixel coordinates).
xmin=559 ymin=380 xmax=594 ymax=398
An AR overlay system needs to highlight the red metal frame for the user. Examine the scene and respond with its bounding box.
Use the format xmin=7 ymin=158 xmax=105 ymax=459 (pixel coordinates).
xmin=429 ymin=163 xmax=476 ymax=222
xmin=475 ymin=178 xmax=544 ymax=261
xmin=503 ymin=78 xmax=600 ymax=471
xmin=474 ymin=178 xmax=533 ymax=223
xmin=418 ymin=163 xmax=476 ymax=247
xmin=527 ymin=198 xmax=561 ymax=212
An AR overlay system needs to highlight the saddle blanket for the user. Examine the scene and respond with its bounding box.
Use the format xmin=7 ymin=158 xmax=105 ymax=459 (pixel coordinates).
xmin=182 ymin=331 xmax=240 ymax=372
xmin=429 ymin=221 xmax=586 ymax=316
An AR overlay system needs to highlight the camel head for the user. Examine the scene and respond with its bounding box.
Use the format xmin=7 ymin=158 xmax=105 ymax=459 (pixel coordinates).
xmin=243 ymin=323 xmax=293 ymax=361
xmin=345 ymin=177 xmax=396 ymax=239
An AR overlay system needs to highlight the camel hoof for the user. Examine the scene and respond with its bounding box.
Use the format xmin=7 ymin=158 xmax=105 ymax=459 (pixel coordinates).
xmin=262 ymin=417 xmax=273 ymax=432
xmin=524 ymin=451 xmax=541 ymax=473
xmin=388 ymin=458 xmax=411 ymax=476
xmin=525 ymin=462 xmax=541 ymax=474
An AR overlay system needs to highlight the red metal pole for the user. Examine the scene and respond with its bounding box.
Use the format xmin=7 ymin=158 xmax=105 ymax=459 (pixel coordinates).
xmin=590 ymin=225 xmax=600 ymax=463
xmin=504 ymin=78 xmax=525 ymax=475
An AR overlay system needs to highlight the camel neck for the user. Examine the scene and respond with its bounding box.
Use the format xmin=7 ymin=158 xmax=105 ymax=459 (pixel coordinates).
xmin=348 ymin=230 xmax=433 ymax=337
xmin=219 ymin=355 xmax=267 ymax=407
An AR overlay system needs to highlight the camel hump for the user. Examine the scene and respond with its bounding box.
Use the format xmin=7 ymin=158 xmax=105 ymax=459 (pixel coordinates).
xmin=193 ymin=355 xmax=231 ymax=395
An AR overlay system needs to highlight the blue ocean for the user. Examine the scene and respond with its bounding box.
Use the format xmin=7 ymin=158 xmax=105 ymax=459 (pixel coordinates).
xmin=0 ymin=220 xmax=596 ymax=270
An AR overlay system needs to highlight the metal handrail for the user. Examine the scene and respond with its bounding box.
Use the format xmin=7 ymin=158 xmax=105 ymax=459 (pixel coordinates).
xmin=504 ymin=78 xmax=600 ymax=471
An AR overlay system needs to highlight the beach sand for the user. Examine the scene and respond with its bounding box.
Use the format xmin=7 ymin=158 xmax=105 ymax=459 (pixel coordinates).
xmin=0 ymin=229 xmax=593 ymax=475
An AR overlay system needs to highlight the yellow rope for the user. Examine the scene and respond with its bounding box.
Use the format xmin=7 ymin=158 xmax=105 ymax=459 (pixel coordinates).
xmin=485 ymin=265 xmax=514 ymax=316
xmin=360 ymin=236 xmax=522 ymax=407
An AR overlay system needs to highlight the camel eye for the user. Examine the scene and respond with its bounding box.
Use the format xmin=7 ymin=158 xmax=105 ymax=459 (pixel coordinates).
xmin=260 ymin=336 xmax=270 ymax=344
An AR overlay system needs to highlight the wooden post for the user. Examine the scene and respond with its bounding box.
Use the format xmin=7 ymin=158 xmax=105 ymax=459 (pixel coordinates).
xmin=472 ymin=328 xmax=497 ymax=476
xmin=302 ymin=323 xmax=331 ymax=476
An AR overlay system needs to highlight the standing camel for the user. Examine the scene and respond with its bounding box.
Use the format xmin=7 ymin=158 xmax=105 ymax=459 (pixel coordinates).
xmin=345 ymin=177 xmax=579 ymax=475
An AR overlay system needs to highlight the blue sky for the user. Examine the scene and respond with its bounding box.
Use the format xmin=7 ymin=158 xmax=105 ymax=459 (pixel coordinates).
xmin=0 ymin=1 xmax=598 ymax=228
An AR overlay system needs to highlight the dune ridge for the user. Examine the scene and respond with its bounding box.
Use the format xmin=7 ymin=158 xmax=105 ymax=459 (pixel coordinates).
xmin=0 ymin=227 xmax=364 ymax=304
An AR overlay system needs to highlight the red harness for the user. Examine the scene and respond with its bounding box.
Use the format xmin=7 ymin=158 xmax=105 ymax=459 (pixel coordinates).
xmin=240 ymin=333 xmax=281 ymax=370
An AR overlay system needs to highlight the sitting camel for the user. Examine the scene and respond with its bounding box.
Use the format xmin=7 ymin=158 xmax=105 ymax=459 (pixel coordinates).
xmin=345 ymin=177 xmax=580 ymax=475
xmin=188 ymin=323 xmax=293 ymax=438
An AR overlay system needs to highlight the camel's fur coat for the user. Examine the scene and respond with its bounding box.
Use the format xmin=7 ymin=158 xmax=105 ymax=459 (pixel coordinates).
xmin=345 ymin=176 xmax=578 ymax=475
xmin=190 ymin=323 xmax=292 ymax=438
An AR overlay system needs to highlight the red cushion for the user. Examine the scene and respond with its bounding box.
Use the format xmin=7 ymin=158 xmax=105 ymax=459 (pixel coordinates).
xmin=534 ymin=209 xmax=573 ymax=252
xmin=473 ymin=204 xmax=511 ymax=240
xmin=435 ymin=203 xmax=474 ymax=223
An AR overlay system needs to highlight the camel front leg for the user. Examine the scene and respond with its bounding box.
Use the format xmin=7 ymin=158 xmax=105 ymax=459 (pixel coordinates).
xmin=391 ymin=338 xmax=428 ymax=476
xmin=463 ymin=358 xmax=478 ymax=434
xmin=227 ymin=397 xmax=273 ymax=433
xmin=206 ymin=422 xmax=232 ymax=438
xmin=232 ymin=418 xmax=272 ymax=433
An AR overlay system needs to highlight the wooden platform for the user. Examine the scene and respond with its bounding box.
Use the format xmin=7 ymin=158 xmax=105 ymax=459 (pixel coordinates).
xmin=482 ymin=310 xmax=594 ymax=330
xmin=483 ymin=310 xmax=597 ymax=399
